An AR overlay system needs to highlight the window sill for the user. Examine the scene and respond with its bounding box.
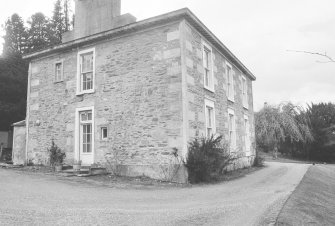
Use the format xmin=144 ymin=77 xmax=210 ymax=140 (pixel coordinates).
xmin=76 ymin=90 xmax=95 ymax=96
xmin=228 ymin=98 xmax=235 ymax=103
xmin=54 ymin=80 xmax=64 ymax=84
xmin=204 ymin=86 xmax=215 ymax=93
xmin=243 ymin=105 xmax=249 ymax=110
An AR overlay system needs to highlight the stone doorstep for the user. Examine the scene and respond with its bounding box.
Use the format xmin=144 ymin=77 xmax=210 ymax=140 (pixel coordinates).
xmin=61 ymin=166 xmax=108 ymax=177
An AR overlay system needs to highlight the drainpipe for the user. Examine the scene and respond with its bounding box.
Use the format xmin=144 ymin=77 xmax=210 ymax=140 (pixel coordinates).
xmin=25 ymin=63 xmax=32 ymax=165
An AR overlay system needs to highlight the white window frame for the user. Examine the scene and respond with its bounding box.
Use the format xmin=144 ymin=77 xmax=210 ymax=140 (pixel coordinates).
xmin=242 ymin=76 xmax=248 ymax=109
xmin=202 ymin=40 xmax=214 ymax=92
xmin=54 ymin=60 xmax=64 ymax=83
xmin=74 ymin=106 xmax=95 ymax=163
xmin=77 ymin=48 xmax=96 ymax=95
xmin=228 ymin=108 xmax=236 ymax=151
xmin=205 ymin=99 xmax=216 ymax=137
xmin=244 ymin=115 xmax=251 ymax=156
xmin=226 ymin=61 xmax=234 ymax=102
xmin=101 ymin=127 xmax=108 ymax=140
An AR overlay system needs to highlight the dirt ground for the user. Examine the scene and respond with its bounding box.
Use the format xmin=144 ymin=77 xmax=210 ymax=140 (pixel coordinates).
xmin=0 ymin=162 xmax=309 ymax=226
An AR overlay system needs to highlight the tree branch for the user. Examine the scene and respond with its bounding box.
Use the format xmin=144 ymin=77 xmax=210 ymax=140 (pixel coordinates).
xmin=287 ymin=50 xmax=335 ymax=63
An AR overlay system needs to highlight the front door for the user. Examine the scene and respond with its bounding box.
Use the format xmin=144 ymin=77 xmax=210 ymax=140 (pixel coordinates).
xmin=79 ymin=110 xmax=94 ymax=165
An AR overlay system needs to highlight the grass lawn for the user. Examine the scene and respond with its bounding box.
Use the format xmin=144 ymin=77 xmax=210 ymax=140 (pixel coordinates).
xmin=276 ymin=164 xmax=335 ymax=225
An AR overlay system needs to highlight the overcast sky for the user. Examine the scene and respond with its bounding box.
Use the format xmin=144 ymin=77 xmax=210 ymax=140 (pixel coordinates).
xmin=0 ymin=0 xmax=334 ymax=110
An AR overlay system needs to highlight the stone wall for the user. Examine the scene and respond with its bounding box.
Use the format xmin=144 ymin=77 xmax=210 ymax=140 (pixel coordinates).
xmin=27 ymin=22 xmax=186 ymax=179
xmin=0 ymin=132 xmax=9 ymax=148
xmin=12 ymin=125 xmax=26 ymax=165
xmin=180 ymin=21 xmax=256 ymax=167
xmin=26 ymin=17 xmax=256 ymax=181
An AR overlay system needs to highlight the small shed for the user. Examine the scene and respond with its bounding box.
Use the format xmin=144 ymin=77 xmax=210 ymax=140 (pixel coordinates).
xmin=12 ymin=120 xmax=26 ymax=165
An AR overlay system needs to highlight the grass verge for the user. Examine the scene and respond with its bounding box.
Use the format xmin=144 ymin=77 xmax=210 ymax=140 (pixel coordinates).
xmin=276 ymin=164 xmax=335 ymax=225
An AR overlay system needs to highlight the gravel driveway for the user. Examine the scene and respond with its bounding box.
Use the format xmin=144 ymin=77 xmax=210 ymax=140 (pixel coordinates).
xmin=0 ymin=162 xmax=309 ymax=226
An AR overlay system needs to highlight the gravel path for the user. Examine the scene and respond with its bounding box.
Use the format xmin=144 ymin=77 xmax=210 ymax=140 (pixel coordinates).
xmin=0 ymin=162 xmax=309 ymax=226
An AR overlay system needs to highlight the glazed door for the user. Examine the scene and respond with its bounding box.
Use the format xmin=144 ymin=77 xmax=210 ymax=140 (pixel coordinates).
xmin=79 ymin=110 xmax=94 ymax=165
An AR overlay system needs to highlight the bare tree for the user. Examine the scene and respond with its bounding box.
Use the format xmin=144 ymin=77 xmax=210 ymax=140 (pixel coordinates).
xmin=287 ymin=50 xmax=335 ymax=63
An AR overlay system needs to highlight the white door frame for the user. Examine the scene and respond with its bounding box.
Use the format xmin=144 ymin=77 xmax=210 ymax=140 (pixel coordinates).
xmin=75 ymin=106 xmax=95 ymax=165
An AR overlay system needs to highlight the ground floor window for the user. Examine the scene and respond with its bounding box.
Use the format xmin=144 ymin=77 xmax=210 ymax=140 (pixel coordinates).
xmin=228 ymin=108 xmax=236 ymax=151
xmin=244 ymin=115 xmax=251 ymax=156
xmin=205 ymin=99 xmax=216 ymax=137
xmin=101 ymin=127 xmax=108 ymax=140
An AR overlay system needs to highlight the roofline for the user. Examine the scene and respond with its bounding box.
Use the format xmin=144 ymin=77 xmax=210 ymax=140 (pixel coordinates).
xmin=23 ymin=8 xmax=256 ymax=80
xmin=12 ymin=120 xmax=26 ymax=127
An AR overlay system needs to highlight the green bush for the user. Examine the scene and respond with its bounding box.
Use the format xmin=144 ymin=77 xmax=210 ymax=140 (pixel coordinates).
xmin=185 ymin=135 xmax=235 ymax=183
xmin=253 ymin=151 xmax=264 ymax=167
xmin=48 ymin=141 xmax=66 ymax=166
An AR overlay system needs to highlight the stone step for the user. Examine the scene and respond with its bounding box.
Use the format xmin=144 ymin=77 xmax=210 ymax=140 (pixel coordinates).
xmin=62 ymin=168 xmax=90 ymax=174
xmin=61 ymin=167 xmax=107 ymax=177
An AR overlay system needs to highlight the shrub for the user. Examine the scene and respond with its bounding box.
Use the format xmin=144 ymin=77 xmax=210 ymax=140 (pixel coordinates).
xmin=48 ymin=141 xmax=66 ymax=166
xmin=185 ymin=135 xmax=235 ymax=183
xmin=253 ymin=151 xmax=264 ymax=167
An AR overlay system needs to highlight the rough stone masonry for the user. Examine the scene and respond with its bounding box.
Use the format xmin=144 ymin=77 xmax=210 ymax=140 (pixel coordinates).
xmin=22 ymin=0 xmax=256 ymax=182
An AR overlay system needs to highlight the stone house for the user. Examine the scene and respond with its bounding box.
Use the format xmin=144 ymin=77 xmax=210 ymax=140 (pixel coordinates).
xmin=22 ymin=0 xmax=256 ymax=181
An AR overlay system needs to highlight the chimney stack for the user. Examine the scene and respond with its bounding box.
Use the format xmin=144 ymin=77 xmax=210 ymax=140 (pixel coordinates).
xmin=62 ymin=0 xmax=136 ymax=42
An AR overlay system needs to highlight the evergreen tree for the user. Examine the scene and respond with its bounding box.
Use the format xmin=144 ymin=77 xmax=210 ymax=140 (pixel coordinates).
xmin=0 ymin=55 xmax=28 ymax=130
xmin=63 ymin=0 xmax=71 ymax=32
xmin=2 ymin=14 xmax=28 ymax=56
xmin=50 ymin=0 xmax=65 ymax=45
xmin=27 ymin=12 xmax=52 ymax=52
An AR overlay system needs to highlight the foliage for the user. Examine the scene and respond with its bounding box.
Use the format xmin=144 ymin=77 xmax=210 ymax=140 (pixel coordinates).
xmin=185 ymin=135 xmax=236 ymax=184
xmin=0 ymin=0 xmax=73 ymax=130
xmin=27 ymin=12 xmax=53 ymax=52
xmin=256 ymin=102 xmax=335 ymax=163
xmin=255 ymin=103 xmax=313 ymax=157
xmin=48 ymin=141 xmax=66 ymax=166
xmin=50 ymin=0 xmax=72 ymax=45
xmin=159 ymin=148 xmax=184 ymax=182
xmin=306 ymin=103 xmax=335 ymax=162
xmin=0 ymin=55 xmax=28 ymax=130
xmin=253 ymin=151 xmax=264 ymax=167
xmin=2 ymin=13 xmax=28 ymax=56
xmin=2 ymin=0 xmax=73 ymax=55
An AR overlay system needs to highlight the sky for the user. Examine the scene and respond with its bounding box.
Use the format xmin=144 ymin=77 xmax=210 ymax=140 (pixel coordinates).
xmin=0 ymin=0 xmax=334 ymax=110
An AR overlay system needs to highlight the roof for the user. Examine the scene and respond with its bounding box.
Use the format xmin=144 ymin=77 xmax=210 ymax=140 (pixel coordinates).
xmin=12 ymin=120 xmax=26 ymax=127
xmin=23 ymin=8 xmax=256 ymax=80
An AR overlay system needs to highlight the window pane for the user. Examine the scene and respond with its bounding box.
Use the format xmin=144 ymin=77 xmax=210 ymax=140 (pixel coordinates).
xmin=82 ymin=53 xmax=93 ymax=73
xmin=207 ymin=107 xmax=212 ymax=127
xmin=81 ymin=113 xmax=87 ymax=122
xmin=87 ymin=112 xmax=92 ymax=121
xmin=87 ymin=143 xmax=91 ymax=153
xmin=102 ymin=128 xmax=107 ymax=139
xmin=205 ymin=70 xmax=209 ymax=86
xmin=82 ymin=72 xmax=93 ymax=91
xmin=207 ymin=128 xmax=212 ymax=137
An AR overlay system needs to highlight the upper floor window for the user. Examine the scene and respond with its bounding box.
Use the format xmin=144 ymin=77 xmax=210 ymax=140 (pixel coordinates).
xmin=228 ymin=108 xmax=236 ymax=151
xmin=242 ymin=76 xmax=248 ymax=109
xmin=202 ymin=40 xmax=214 ymax=92
xmin=77 ymin=48 xmax=95 ymax=95
xmin=226 ymin=62 xmax=234 ymax=102
xmin=205 ymin=99 xmax=216 ymax=137
xmin=54 ymin=61 xmax=63 ymax=82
